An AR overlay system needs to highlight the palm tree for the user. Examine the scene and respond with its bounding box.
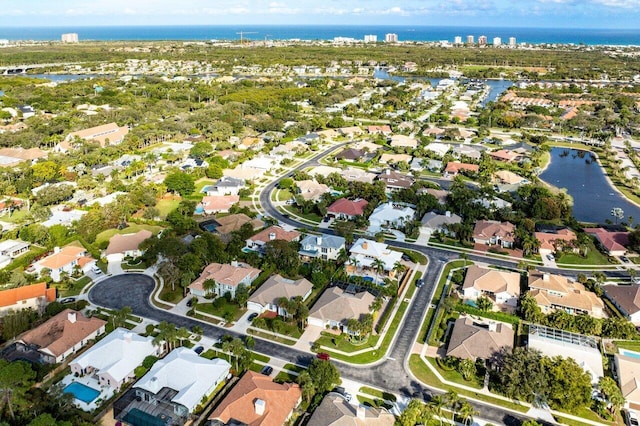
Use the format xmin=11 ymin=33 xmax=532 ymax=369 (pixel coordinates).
xmin=202 ymin=279 xmax=216 ymax=297
xmin=444 ymin=390 xmax=461 ymax=423
xmin=111 ymin=306 xmax=132 ymax=329
xmin=393 ymin=261 xmax=407 ymax=283
xmin=152 ymin=321 xmax=179 ymax=352
xmin=372 ymin=258 xmax=386 ymax=284
xmin=427 ymin=395 xmax=445 ymax=426
xmin=459 ymin=252 xmax=469 ymax=267
xmin=457 ymin=400 xmax=478 ymax=426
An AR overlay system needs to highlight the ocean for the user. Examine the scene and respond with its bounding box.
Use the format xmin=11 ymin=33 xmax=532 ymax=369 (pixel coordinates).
xmin=0 ymin=25 xmax=639 ymax=46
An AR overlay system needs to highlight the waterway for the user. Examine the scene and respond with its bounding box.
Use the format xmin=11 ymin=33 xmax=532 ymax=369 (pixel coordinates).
xmin=539 ymin=147 xmax=640 ymax=223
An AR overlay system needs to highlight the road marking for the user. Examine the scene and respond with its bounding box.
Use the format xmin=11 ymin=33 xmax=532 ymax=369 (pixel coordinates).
xmin=387 ymin=357 xmax=396 ymax=361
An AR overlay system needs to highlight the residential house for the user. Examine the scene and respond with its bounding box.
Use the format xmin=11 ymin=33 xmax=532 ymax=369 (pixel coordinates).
xmin=202 ymin=177 xmax=245 ymax=196
xmin=473 ymin=220 xmax=516 ymax=248
xmin=0 ymin=198 xmax=22 ymax=215
xmin=247 ymin=274 xmax=313 ymax=316
xmin=117 ymin=348 xmax=231 ymax=425
xmin=367 ymin=202 xmax=415 ymax=234
xmin=180 ymin=158 xmax=208 ymax=170
xmin=534 ymin=229 xmax=578 ymax=256
xmin=223 ymin=166 xmax=264 ymax=181
xmin=424 ymin=142 xmax=451 ymax=157
xmin=308 ymin=286 xmax=376 ymax=332
xmin=338 ymin=126 xmax=364 ymax=138
xmin=462 ymin=265 xmax=521 ymax=309
xmin=307 ymin=393 xmax=395 ymax=426
xmin=298 ymin=234 xmax=346 ymax=262
xmin=0 ymin=147 xmax=47 ymax=167
xmin=70 ymin=328 xmax=160 ymax=390
xmin=308 ymin=165 xmax=342 ymax=179
xmin=18 ymin=105 xmax=35 ymax=119
xmin=297 ymin=133 xmax=320 ymax=144
xmin=33 ymin=245 xmax=95 ymax=282
xmin=420 ymin=211 xmax=462 ymax=236
xmin=340 ymin=167 xmax=376 ymax=184
xmin=237 ymin=136 xmax=264 ymax=151
xmin=584 ymin=227 xmax=630 ymax=256
xmin=188 ymin=261 xmax=261 ymax=299
xmin=66 ymin=122 xmax=129 ymax=147
xmin=209 ymin=214 xmax=264 ymax=242
xmin=295 ymin=180 xmax=330 ymax=202
xmin=489 ymin=149 xmax=520 ymax=162
xmin=105 ymin=230 xmax=153 ymax=263
xmin=443 ymin=161 xmax=479 ymax=178
xmin=0 ymin=282 xmax=56 ymax=316
xmin=347 ymin=238 xmax=403 ymax=284
xmin=528 ymin=270 xmax=605 ymax=318
xmin=452 ymin=144 xmax=482 ymax=160
xmin=379 ymin=153 xmax=412 ymax=165
xmin=352 ymin=140 xmax=383 ymax=153
xmin=446 ymin=316 xmax=514 ymax=361
xmin=419 ymin=188 xmax=449 ymax=205
xmin=423 ymin=126 xmax=446 ymax=138
xmin=376 ymin=169 xmax=414 ymax=191
xmin=200 ymin=195 xmax=239 ymax=215
xmin=475 ymin=196 xmax=513 ymax=212
xmin=367 ymin=125 xmax=392 ymax=135
xmin=0 ymin=239 xmax=30 ymax=269
xmin=327 ymin=198 xmax=369 ymax=220
xmin=336 ymin=148 xmax=365 ymax=162
xmin=42 ymin=209 xmax=87 ymax=228
xmin=493 ymin=170 xmax=528 ymax=186
xmin=603 ymin=284 xmax=640 ymax=325
xmin=389 ymin=134 xmax=418 ymax=149
xmin=209 ymin=371 xmax=301 ymax=426
xmin=241 ymin=156 xmax=278 ymax=172
xmin=245 ymin=226 xmax=301 ymax=253
xmin=614 ymin=354 xmax=640 ymax=411
xmin=15 ymin=309 xmax=105 ymax=364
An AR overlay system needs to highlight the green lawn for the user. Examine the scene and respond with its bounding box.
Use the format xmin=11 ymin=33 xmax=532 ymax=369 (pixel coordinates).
xmin=614 ymin=341 xmax=640 ymax=352
xmin=282 ymin=363 xmax=306 ymax=374
xmin=247 ymin=329 xmax=297 ymax=346
xmin=196 ymin=299 xmax=245 ymax=322
xmin=408 ymin=355 xmax=528 ymax=413
xmin=95 ymin=224 xmax=163 ymax=246
xmin=275 ymin=189 xmax=293 ymax=202
xmin=252 ymin=353 xmax=270 ymax=363
xmin=55 ymin=275 xmax=92 ymax=297
xmin=426 ymin=357 xmax=482 ymax=389
xmin=359 ymin=386 xmax=397 ymax=402
xmin=158 ymin=283 xmax=184 ymax=304
xmin=315 ymin=332 xmax=381 ymax=353
xmin=0 ymin=209 xmax=31 ymax=224
xmin=194 ymin=179 xmax=216 ymax=194
xmin=274 ymin=370 xmax=298 ymax=383
xmin=281 ymin=205 xmax=322 ymax=223
xmin=556 ymin=241 xmax=612 ymax=266
xmin=156 ymin=199 xmax=181 ymax=219
xmin=252 ymin=317 xmax=303 ymax=338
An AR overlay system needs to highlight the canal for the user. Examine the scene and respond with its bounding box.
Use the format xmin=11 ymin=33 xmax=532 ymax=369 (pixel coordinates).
xmin=539 ymin=147 xmax=640 ymax=224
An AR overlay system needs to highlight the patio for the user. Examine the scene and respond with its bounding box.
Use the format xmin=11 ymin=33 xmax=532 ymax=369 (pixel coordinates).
xmin=59 ymin=373 xmax=115 ymax=412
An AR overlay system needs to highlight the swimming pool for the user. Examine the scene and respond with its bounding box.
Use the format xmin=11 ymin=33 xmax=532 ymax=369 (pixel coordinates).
xmin=620 ymin=349 xmax=640 ymax=359
xmin=201 ymin=222 xmax=217 ymax=232
xmin=63 ymin=382 xmax=100 ymax=403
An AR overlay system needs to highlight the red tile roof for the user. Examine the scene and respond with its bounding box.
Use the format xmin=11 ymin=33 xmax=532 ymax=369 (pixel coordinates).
xmin=327 ymin=198 xmax=369 ymax=216
xmin=0 ymin=282 xmax=55 ymax=308
xmin=249 ymin=226 xmax=300 ymax=244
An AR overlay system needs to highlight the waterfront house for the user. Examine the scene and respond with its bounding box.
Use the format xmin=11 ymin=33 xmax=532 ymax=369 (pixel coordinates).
xmin=534 ymin=228 xmax=578 ymax=257
xmin=584 ymin=227 xmax=630 ymax=256
xmin=603 ymin=284 xmax=640 ymax=325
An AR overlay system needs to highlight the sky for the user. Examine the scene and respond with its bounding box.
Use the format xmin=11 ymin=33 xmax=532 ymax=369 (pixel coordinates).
xmin=1 ymin=0 xmax=640 ymax=29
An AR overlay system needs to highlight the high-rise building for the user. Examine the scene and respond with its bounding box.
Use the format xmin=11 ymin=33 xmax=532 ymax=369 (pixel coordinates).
xmin=509 ymin=37 xmax=517 ymax=47
xmin=493 ymin=37 xmax=502 ymax=46
xmin=385 ymin=33 xmax=398 ymax=43
xmin=364 ymin=34 xmax=377 ymax=43
xmin=478 ymin=35 xmax=487 ymax=45
xmin=61 ymin=33 xmax=79 ymax=43
xmin=466 ymin=35 xmax=475 ymax=45
xmin=454 ymin=36 xmax=462 ymax=45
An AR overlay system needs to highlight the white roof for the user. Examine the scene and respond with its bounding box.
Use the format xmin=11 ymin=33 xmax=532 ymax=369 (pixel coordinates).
xmin=135 ymin=347 xmax=230 ymax=413
xmin=424 ymin=142 xmax=451 ymax=157
xmin=368 ymin=203 xmax=415 ymax=234
xmin=89 ymin=192 xmax=127 ymax=207
xmin=72 ymin=328 xmax=156 ymax=384
xmin=349 ymin=238 xmax=403 ymax=271
xmin=42 ymin=209 xmax=87 ymax=228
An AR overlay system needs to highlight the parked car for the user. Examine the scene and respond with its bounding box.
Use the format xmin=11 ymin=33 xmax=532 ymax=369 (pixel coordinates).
xmin=248 ymin=312 xmax=259 ymax=322
xmin=335 ymin=386 xmax=346 ymax=395
xmin=626 ymin=410 xmax=639 ymax=426
xmin=415 ymin=279 xmax=424 ymax=288
xmin=193 ymin=346 xmax=204 ymax=355
xmin=60 ymin=297 xmax=76 ymax=304
xmin=546 ymin=254 xmax=555 ymax=261
xmin=91 ymin=265 xmax=102 ymax=274
xmin=323 ymin=217 xmax=331 ymax=222
xmin=621 ymin=255 xmax=630 ymax=263
xmin=316 ymin=352 xmax=330 ymax=361
xmin=285 ymin=199 xmax=296 ymax=205
xmin=260 ymin=365 xmax=273 ymax=376
xmin=186 ymin=298 xmax=195 ymax=307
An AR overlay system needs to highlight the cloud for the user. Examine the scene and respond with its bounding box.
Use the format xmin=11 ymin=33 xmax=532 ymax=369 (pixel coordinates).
xmin=590 ymin=0 xmax=640 ymax=7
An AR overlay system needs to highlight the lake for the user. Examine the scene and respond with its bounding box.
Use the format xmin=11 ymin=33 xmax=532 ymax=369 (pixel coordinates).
xmin=539 ymin=148 xmax=640 ymax=223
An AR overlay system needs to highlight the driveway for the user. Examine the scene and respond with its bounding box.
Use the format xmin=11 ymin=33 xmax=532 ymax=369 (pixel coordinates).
xmin=294 ymin=325 xmax=324 ymax=351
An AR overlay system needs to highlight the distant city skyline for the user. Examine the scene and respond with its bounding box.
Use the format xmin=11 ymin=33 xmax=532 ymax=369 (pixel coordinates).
xmin=1 ymin=0 xmax=639 ymax=29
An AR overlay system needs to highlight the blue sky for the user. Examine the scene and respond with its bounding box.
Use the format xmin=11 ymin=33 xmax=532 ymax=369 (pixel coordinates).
xmin=2 ymin=0 xmax=639 ymax=28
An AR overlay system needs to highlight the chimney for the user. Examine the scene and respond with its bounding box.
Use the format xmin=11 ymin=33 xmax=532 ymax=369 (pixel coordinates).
xmin=269 ymin=232 xmax=276 ymax=241
xmin=231 ymin=260 xmax=239 ymax=267
xmin=356 ymin=405 xmax=367 ymax=420
xmin=543 ymin=273 xmax=549 ymax=281
xmin=54 ymin=246 xmax=61 ymax=254
xmin=362 ymin=241 xmax=368 ymax=250
xmin=488 ymin=321 xmax=497 ymax=332
xmin=254 ymin=399 xmax=266 ymax=416
xmin=445 ymin=211 xmax=451 ymax=217
xmin=67 ymin=311 xmax=77 ymax=323
xmin=386 ymin=169 xmax=391 ymax=175
xmin=317 ymin=236 xmax=323 ymax=246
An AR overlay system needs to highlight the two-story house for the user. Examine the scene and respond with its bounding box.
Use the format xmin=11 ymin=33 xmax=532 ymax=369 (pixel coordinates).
xmin=188 ymin=261 xmax=262 ymax=299
xmin=346 ymin=238 xmax=403 ymax=284
xmin=298 ymin=234 xmax=346 ymax=262
xmin=462 ymin=265 xmax=521 ymax=309
xmin=472 ymin=220 xmax=516 ymax=249
xmin=527 ymin=270 xmax=604 ymax=318
xmin=33 ymin=245 xmax=95 ymax=282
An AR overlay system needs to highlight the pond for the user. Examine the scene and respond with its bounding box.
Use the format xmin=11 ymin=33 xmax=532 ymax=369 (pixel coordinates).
xmin=539 ymin=148 xmax=640 ymax=223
